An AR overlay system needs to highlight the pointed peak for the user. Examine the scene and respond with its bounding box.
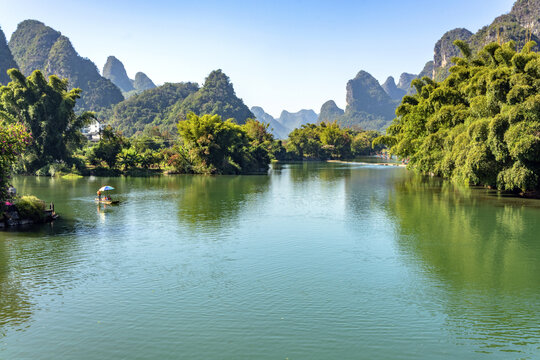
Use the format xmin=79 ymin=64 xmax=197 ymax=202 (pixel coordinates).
xmin=102 ymin=55 xmax=134 ymax=92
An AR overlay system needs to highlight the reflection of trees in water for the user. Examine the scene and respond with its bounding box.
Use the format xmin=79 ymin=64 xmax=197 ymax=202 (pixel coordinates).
xmin=177 ymin=175 xmax=270 ymax=233
xmin=344 ymin=167 xmax=409 ymax=222
xmin=287 ymin=162 xmax=350 ymax=183
xmin=0 ymin=225 xmax=84 ymax=334
xmin=0 ymin=241 xmax=33 ymax=333
xmin=388 ymin=175 xmax=540 ymax=354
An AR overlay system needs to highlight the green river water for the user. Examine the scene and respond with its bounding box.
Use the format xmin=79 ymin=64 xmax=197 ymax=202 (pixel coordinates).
xmin=1 ymin=162 xmax=540 ymax=359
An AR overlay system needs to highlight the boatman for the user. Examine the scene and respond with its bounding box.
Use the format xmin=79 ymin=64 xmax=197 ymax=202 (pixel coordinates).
xmin=97 ymin=190 xmax=102 ymax=201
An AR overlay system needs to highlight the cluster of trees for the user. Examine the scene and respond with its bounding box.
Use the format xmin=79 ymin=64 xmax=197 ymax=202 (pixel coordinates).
xmin=286 ymin=122 xmax=382 ymax=160
xmin=173 ymin=114 xmax=273 ymax=174
xmin=83 ymin=114 xmax=275 ymax=175
xmin=84 ymin=126 xmax=166 ymax=173
xmin=84 ymin=118 xmax=381 ymax=175
xmin=376 ymin=40 xmax=540 ymax=193
xmin=0 ymin=68 xmax=92 ymax=176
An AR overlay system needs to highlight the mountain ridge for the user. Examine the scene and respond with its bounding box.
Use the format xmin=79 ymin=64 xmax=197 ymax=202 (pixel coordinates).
xmin=8 ymin=20 xmax=124 ymax=111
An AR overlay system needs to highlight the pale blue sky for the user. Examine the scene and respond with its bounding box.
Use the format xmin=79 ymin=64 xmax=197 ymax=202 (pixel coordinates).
xmin=0 ymin=0 xmax=515 ymax=117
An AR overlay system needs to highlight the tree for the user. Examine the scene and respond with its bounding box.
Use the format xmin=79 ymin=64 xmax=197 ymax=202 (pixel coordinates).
xmin=87 ymin=126 xmax=127 ymax=169
xmin=176 ymin=113 xmax=271 ymax=174
xmin=0 ymin=120 xmax=31 ymax=201
xmin=117 ymin=148 xmax=140 ymax=171
xmin=0 ymin=69 xmax=94 ymax=172
xmin=285 ymin=122 xmax=377 ymax=160
xmin=375 ymin=40 xmax=540 ymax=193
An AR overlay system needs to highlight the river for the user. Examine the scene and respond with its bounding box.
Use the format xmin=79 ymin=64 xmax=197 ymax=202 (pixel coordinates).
xmin=1 ymin=162 xmax=540 ymax=359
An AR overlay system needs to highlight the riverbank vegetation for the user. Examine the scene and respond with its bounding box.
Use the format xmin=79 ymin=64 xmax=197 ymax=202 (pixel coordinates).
xmin=376 ymin=40 xmax=540 ymax=194
xmin=0 ymin=68 xmax=382 ymax=189
xmin=0 ymin=69 xmax=94 ymax=175
xmin=286 ymin=122 xmax=382 ymax=160
xmin=0 ymin=119 xmax=31 ymax=203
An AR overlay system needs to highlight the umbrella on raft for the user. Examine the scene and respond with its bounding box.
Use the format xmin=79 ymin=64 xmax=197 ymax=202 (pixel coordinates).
xmin=98 ymin=186 xmax=115 ymax=192
xmin=96 ymin=185 xmax=119 ymax=204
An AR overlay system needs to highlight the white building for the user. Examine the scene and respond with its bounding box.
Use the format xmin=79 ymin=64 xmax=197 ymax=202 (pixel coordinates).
xmin=82 ymin=120 xmax=106 ymax=142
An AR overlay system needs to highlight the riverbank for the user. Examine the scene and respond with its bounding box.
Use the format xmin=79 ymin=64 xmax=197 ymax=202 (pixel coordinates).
xmin=327 ymin=159 xmax=406 ymax=167
xmin=1 ymin=198 xmax=58 ymax=229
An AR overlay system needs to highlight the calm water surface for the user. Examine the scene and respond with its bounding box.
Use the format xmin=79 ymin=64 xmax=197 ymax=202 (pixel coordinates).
xmin=1 ymin=162 xmax=540 ymax=359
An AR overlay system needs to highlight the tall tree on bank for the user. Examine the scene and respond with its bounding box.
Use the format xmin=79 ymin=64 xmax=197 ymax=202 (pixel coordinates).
xmin=375 ymin=40 xmax=540 ymax=194
xmin=0 ymin=69 xmax=94 ymax=172
xmin=177 ymin=113 xmax=270 ymax=175
xmin=0 ymin=121 xmax=31 ymax=201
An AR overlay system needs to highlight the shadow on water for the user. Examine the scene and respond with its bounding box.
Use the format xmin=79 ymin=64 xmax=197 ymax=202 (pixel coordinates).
xmin=387 ymin=174 xmax=540 ymax=355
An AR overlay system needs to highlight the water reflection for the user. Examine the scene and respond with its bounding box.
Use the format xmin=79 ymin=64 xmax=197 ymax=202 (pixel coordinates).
xmin=175 ymin=175 xmax=269 ymax=232
xmin=0 ymin=240 xmax=33 ymax=334
xmin=388 ymin=175 xmax=540 ymax=355
xmin=286 ymin=162 xmax=352 ymax=184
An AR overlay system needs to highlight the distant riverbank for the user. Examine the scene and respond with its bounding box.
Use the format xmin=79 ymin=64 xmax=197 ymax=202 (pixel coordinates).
xmin=327 ymin=159 xmax=406 ymax=167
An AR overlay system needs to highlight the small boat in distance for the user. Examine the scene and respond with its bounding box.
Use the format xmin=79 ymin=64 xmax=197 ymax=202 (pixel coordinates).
xmin=95 ymin=185 xmax=120 ymax=204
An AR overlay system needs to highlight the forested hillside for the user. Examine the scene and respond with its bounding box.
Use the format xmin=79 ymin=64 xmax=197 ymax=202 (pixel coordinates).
xmin=8 ymin=20 xmax=123 ymax=111
xmin=164 ymin=69 xmax=253 ymax=126
xmin=106 ymin=82 xmax=199 ymax=136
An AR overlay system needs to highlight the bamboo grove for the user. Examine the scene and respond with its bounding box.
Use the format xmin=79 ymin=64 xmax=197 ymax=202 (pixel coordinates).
xmin=376 ymin=40 xmax=540 ymax=193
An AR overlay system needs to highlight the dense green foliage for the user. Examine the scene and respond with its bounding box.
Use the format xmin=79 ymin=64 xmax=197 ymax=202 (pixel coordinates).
xmin=175 ymin=114 xmax=271 ymax=174
xmin=166 ymin=70 xmax=254 ymax=126
xmin=84 ymin=126 xmax=164 ymax=174
xmin=105 ymin=82 xmax=199 ymax=136
xmin=0 ymin=26 xmax=18 ymax=85
xmin=106 ymin=70 xmax=254 ymax=137
xmin=376 ymin=40 xmax=540 ymax=193
xmin=8 ymin=20 xmax=124 ymax=111
xmin=14 ymin=195 xmax=46 ymax=221
xmin=430 ymin=1 xmax=540 ymax=83
xmin=0 ymin=69 xmax=93 ymax=173
xmin=286 ymin=122 xmax=381 ymax=160
xmin=0 ymin=121 xmax=31 ymax=201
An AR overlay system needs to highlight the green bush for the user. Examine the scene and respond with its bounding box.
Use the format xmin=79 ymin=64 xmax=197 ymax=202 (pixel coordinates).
xmin=15 ymin=196 xmax=46 ymax=221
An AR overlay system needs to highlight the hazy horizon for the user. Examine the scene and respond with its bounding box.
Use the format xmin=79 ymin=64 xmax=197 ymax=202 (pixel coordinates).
xmin=1 ymin=0 xmax=515 ymax=117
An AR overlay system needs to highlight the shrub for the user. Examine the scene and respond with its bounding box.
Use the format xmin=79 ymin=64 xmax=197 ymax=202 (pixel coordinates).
xmin=15 ymin=196 xmax=46 ymax=221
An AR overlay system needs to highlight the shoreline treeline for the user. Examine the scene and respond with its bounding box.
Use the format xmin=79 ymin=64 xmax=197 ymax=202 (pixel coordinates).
xmin=376 ymin=40 xmax=540 ymax=194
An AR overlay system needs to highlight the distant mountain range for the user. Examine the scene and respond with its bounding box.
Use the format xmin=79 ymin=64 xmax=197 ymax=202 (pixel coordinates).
xmin=7 ymin=20 xmax=124 ymax=111
xmin=102 ymin=55 xmax=156 ymax=97
xmin=250 ymin=107 xmax=318 ymax=139
xmin=1 ymin=0 xmax=539 ymax=135
xmin=308 ymin=0 xmax=540 ymax=132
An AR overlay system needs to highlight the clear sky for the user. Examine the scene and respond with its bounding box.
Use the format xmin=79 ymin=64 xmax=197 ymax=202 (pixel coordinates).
xmin=0 ymin=0 xmax=515 ymax=117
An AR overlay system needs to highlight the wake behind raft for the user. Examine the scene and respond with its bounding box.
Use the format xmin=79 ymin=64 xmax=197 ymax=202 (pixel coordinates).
xmin=95 ymin=185 xmax=119 ymax=205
